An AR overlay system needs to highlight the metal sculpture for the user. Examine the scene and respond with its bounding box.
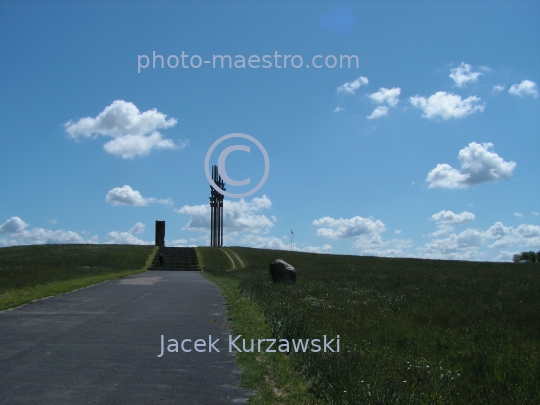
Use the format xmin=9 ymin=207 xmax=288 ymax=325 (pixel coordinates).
xmin=209 ymin=165 xmax=225 ymax=247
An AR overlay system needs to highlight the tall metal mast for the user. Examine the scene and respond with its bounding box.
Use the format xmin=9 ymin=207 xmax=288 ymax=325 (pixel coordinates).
xmin=209 ymin=165 xmax=225 ymax=247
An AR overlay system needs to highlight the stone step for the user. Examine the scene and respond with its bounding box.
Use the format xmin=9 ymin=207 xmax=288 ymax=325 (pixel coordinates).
xmin=148 ymin=247 xmax=201 ymax=271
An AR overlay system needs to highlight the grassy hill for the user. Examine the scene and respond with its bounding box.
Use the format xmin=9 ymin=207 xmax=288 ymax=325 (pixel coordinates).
xmin=199 ymin=246 xmax=540 ymax=405
xmin=1 ymin=244 xmax=538 ymax=403
xmin=0 ymin=244 xmax=156 ymax=310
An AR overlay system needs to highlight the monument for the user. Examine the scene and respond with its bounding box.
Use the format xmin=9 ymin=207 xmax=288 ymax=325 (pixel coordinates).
xmin=209 ymin=165 xmax=225 ymax=247
xmin=155 ymin=221 xmax=165 ymax=247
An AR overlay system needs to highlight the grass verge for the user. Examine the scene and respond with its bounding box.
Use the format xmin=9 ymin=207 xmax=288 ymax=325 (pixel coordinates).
xmin=0 ymin=244 xmax=157 ymax=311
xmin=197 ymin=246 xmax=322 ymax=405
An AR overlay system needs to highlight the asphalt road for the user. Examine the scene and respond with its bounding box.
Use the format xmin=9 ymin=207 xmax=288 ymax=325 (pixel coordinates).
xmin=0 ymin=272 xmax=254 ymax=404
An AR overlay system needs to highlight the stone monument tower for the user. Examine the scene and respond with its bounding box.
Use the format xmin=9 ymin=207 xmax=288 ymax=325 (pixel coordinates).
xmin=155 ymin=221 xmax=165 ymax=247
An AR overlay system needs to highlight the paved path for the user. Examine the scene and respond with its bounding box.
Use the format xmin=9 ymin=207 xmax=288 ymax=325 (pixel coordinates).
xmin=0 ymin=272 xmax=253 ymax=404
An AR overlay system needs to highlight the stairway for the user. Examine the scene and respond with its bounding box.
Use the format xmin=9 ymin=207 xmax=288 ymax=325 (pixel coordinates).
xmin=148 ymin=247 xmax=201 ymax=271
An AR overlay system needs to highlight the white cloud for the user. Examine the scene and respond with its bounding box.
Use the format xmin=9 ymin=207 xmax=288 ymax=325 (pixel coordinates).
xmin=431 ymin=210 xmax=475 ymax=225
xmin=492 ymin=84 xmax=505 ymax=93
xmin=47 ymin=218 xmax=57 ymax=224
xmin=425 ymin=164 xmax=470 ymax=189
xmin=485 ymin=223 xmax=540 ymax=249
xmin=64 ymin=100 xmax=184 ymax=158
xmin=103 ymin=132 xmax=184 ymax=159
xmin=106 ymin=185 xmax=173 ymax=207
xmin=176 ymin=195 xmax=274 ymax=234
xmin=129 ymin=222 xmax=145 ymax=234
xmin=449 ymin=62 xmax=483 ymax=87
xmin=426 ymin=142 xmax=516 ymax=189
xmin=394 ymin=230 xmax=401 ymax=234
xmin=167 ymin=239 xmax=188 ymax=247
xmin=429 ymin=225 xmax=454 ymax=238
xmin=303 ymin=244 xmax=333 ymax=253
xmin=369 ymin=87 xmax=401 ymax=106
xmin=420 ymin=228 xmax=483 ymax=260
xmin=484 ymin=222 xmax=511 ymax=239
xmin=419 ymin=220 xmax=540 ymax=261
xmin=0 ymin=217 xmax=29 ymax=233
xmin=485 ymin=223 xmax=517 ymax=249
xmin=65 ymin=100 xmax=177 ymax=138
xmin=410 ymin=92 xmax=485 ymax=120
xmin=104 ymin=231 xmax=152 ymax=245
xmin=516 ymin=224 xmax=540 ymax=240
xmin=532 ymin=212 xmax=539 ymax=216
xmin=353 ymin=234 xmax=413 ymax=257
xmin=492 ymin=251 xmax=517 ymax=262
xmin=429 ymin=210 xmax=475 ymax=237
xmin=0 ymin=217 xmax=97 ymax=247
xmin=239 ymin=234 xmax=289 ymax=250
xmin=514 ymin=212 xmax=523 ymax=218
xmin=334 ymin=106 xmax=344 ymax=113
xmin=313 ymin=215 xmax=385 ymax=239
xmin=337 ymin=76 xmax=368 ymax=94
xmin=367 ymin=106 xmax=389 ymax=119
xmin=508 ymin=80 xmax=538 ymax=98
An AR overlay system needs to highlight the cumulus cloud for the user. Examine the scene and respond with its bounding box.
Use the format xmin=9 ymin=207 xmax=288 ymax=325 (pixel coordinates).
xmin=65 ymin=100 xmax=177 ymax=138
xmin=0 ymin=217 xmax=29 ymax=233
xmin=106 ymin=185 xmax=173 ymax=207
xmin=334 ymin=106 xmax=344 ymax=113
xmin=239 ymin=234 xmax=289 ymax=250
xmin=369 ymin=87 xmax=401 ymax=106
xmin=492 ymin=251 xmax=517 ymax=262
xmin=366 ymin=87 xmax=401 ymax=119
xmin=353 ymin=234 xmax=413 ymax=257
xmin=303 ymin=244 xmax=333 ymax=253
xmin=429 ymin=210 xmax=475 ymax=237
xmin=420 ymin=228 xmax=483 ymax=260
xmin=514 ymin=212 xmax=523 ymax=218
xmin=367 ymin=106 xmax=388 ymax=119
xmin=426 ymin=142 xmax=516 ymax=189
xmin=312 ymin=215 xmax=385 ymax=239
xmin=516 ymin=224 xmax=540 ymax=241
xmin=410 ymin=92 xmax=485 ymax=120
xmin=311 ymin=214 xmax=412 ymax=257
xmin=337 ymin=76 xmax=368 ymax=94
xmin=129 ymin=222 xmax=145 ymax=234
xmin=484 ymin=222 xmax=515 ymax=248
xmin=103 ymin=133 xmax=185 ymax=159
xmin=492 ymin=84 xmax=505 ymax=93
xmin=419 ymin=221 xmax=540 ymax=261
xmin=431 ymin=210 xmax=475 ymax=225
xmin=104 ymin=232 xmax=152 ymax=245
xmin=176 ymin=195 xmax=274 ymax=234
xmin=508 ymin=80 xmax=538 ymax=98
xmin=0 ymin=216 xmax=97 ymax=247
xmin=486 ymin=223 xmax=540 ymax=249
xmin=449 ymin=62 xmax=483 ymax=87
xmin=64 ymin=100 xmax=184 ymax=158
xmin=168 ymin=239 xmax=188 ymax=247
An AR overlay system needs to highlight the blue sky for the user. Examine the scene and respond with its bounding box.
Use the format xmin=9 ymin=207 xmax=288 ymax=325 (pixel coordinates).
xmin=0 ymin=1 xmax=538 ymax=261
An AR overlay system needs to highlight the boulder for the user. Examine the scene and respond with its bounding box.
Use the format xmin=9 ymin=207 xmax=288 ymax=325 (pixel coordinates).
xmin=269 ymin=259 xmax=296 ymax=284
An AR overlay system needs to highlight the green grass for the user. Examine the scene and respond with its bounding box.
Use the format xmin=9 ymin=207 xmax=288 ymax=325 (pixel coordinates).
xmin=198 ymin=247 xmax=322 ymax=404
xmin=0 ymin=244 xmax=157 ymax=310
xmin=2 ymin=244 xmax=538 ymax=403
xmin=201 ymin=246 xmax=540 ymax=405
